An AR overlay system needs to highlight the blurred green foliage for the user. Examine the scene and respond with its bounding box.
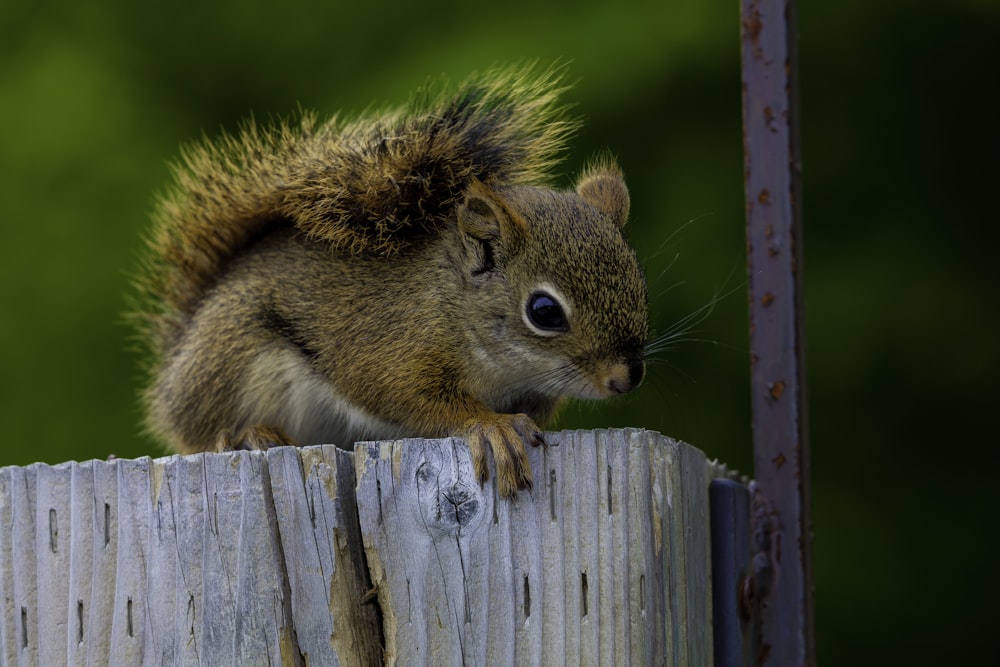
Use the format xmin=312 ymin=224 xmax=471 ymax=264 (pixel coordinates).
xmin=1 ymin=0 xmax=997 ymax=663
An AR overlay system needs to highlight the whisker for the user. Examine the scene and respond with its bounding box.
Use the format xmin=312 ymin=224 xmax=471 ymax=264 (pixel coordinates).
xmin=654 ymin=276 xmax=687 ymax=302
xmin=493 ymin=362 xmax=579 ymax=399
xmin=642 ymin=212 xmax=716 ymax=263
xmin=646 ymin=274 xmax=744 ymax=359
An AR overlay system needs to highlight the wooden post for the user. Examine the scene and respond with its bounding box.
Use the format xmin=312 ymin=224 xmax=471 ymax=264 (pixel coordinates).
xmin=0 ymin=446 xmax=381 ymax=666
xmin=0 ymin=429 xmax=733 ymax=666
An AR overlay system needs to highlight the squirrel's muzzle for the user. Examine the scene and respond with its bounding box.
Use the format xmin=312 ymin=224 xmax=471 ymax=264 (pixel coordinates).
xmin=604 ymin=356 xmax=645 ymax=396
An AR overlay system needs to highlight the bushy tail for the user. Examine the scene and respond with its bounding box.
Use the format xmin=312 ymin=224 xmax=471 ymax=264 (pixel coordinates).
xmin=134 ymin=63 xmax=577 ymax=358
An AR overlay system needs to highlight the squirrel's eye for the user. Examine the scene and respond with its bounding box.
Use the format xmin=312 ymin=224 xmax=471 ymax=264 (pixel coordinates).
xmin=526 ymin=291 xmax=569 ymax=332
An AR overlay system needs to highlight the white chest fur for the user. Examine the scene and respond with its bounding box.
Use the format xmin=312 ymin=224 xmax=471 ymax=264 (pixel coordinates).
xmin=237 ymin=348 xmax=407 ymax=446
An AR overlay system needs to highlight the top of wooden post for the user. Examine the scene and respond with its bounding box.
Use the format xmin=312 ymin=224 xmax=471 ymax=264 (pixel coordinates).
xmin=0 ymin=429 xmax=734 ymax=666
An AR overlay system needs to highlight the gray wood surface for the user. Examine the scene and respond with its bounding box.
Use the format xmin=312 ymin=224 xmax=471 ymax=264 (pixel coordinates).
xmin=0 ymin=446 xmax=380 ymax=667
xmin=355 ymin=429 xmax=719 ymax=666
xmin=0 ymin=429 xmax=724 ymax=666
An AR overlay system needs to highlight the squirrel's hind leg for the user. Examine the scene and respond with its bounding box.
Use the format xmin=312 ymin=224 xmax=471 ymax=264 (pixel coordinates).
xmin=216 ymin=424 xmax=297 ymax=452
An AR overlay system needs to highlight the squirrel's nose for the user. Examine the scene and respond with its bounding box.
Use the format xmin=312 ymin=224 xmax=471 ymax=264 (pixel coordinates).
xmin=606 ymin=357 xmax=645 ymax=395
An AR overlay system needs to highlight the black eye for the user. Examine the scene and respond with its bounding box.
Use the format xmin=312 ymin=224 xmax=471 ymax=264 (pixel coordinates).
xmin=526 ymin=291 xmax=568 ymax=332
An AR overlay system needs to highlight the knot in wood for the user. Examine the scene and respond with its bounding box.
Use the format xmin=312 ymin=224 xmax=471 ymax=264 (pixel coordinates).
xmin=439 ymin=484 xmax=481 ymax=529
xmin=411 ymin=439 xmax=487 ymax=536
xmin=416 ymin=471 xmax=484 ymax=536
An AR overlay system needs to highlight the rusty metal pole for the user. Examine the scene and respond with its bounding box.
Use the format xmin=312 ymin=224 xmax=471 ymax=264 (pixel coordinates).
xmin=739 ymin=0 xmax=816 ymax=665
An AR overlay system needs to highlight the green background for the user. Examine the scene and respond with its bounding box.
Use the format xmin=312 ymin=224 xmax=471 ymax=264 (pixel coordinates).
xmin=1 ymin=0 xmax=997 ymax=663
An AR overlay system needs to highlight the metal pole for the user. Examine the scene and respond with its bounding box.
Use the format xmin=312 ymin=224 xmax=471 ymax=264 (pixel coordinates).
xmin=739 ymin=0 xmax=816 ymax=664
xmin=710 ymin=479 xmax=754 ymax=667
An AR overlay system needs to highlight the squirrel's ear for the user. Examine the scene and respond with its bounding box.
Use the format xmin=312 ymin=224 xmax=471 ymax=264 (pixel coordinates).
xmin=576 ymin=159 xmax=630 ymax=228
xmin=457 ymin=180 xmax=527 ymax=249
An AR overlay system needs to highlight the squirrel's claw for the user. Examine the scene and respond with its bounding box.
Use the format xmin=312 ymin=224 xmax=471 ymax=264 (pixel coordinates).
xmin=462 ymin=413 xmax=542 ymax=498
xmin=216 ymin=424 xmax=297 ymax=452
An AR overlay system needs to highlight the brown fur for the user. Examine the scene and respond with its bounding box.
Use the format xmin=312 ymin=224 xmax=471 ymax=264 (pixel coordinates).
xmin=135 ymin=65 xmax=648 ymax=497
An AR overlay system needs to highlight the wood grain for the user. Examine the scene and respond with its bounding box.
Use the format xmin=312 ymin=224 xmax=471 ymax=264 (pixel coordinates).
xmin=0 ymin=429 xmax=726 ymax=666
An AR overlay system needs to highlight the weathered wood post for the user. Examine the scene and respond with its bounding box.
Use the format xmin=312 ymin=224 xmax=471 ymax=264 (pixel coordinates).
xmin=0 ymin=429 xmax=735 ymax=665
xmin=0 ymin=446 xmax=382 ymax=666
xmin=357 ymin=429 xmax=726 ymax=665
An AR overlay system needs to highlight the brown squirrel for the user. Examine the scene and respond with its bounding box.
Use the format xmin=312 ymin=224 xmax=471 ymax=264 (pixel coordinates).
xmin=134 ymin=65 xmax=648 ymax=497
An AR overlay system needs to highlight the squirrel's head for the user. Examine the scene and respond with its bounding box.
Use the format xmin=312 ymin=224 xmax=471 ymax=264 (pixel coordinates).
xmin=454 ymin=163 xmax=648 ymax=403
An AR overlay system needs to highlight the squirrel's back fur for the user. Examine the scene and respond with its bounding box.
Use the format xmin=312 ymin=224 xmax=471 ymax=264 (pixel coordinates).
xmin=136 ymin=65 xmax=577 ymax=358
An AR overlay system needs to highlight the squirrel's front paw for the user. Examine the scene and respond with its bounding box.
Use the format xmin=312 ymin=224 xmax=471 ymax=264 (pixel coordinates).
xmin=216 ymin=424 xmax=296 ymax=452
xmin=462 ymin=413 xmax=544 ymax=498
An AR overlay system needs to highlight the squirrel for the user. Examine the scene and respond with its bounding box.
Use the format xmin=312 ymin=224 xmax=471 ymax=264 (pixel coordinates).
xmin=134 ymin=65 xmax=648 ymax=498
